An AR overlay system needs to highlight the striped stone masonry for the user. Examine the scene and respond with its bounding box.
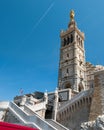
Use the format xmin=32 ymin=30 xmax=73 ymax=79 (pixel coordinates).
xmin=89 ymin=70 xmax=104 ymax=121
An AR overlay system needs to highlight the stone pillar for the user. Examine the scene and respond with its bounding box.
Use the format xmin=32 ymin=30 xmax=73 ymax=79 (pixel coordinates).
xmin=41 ymin=91 xmax=48 ymax=119
xmin=53 ymin=88 xmax=58 ymax=121
xmin=44 ymin=90 xmax=48 ymax=104
xmin=73 ymin=43 xmax=78 ymax=91
xmin=69 ymin=88 xmax=72 ymax=100
xmin=20 ymin=95 xmax=26 ymax=109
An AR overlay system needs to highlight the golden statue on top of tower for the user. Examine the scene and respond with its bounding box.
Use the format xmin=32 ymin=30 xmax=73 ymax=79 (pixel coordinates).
xmin=70 ymin=10 xmax=75 ymax=21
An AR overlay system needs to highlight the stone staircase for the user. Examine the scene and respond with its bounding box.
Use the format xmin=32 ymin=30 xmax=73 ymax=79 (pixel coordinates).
xmin=8 ymin=102 xmax=40 ymax=129
xmin=0 ymin=101 xmax=70 ymax=130
xmin=24 ymin=103 xmax=69 ymax=130
xmin=46 ymin=119 xmax=69 ymax=130
xmin=0 ymin=90 xmax=93 ymax=130
xmin=8 ymin=102 xmax=59 ymax=130
xmin=4 ymin=111 xmax=20 ymax=124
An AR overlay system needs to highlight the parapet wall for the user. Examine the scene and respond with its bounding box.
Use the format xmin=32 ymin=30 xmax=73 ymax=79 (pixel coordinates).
xmin=57 ymin=90 xmax=92 ymax=130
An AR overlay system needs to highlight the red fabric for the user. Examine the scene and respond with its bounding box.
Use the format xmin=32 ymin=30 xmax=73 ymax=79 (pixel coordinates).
xmin=0 ymin=122 xmax=39 ymax=130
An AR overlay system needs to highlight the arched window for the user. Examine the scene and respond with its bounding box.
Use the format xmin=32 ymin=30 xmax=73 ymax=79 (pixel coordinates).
xmin=78 ymin=101 xmax=80 ymax=107
xmin=81 ymin=40 xmax=83 ymax=47
xmin=70 ymin=107 xmax=72 ymax=112
xmin=67 ymin=37 xmax=70 ymax=45
xmin=67 ymin=53 xmax=69 ymax=58
xmin=78 ymin=38 xmax=80 ymax=45
xmin=89 ymin=97 xmax=92 ymax=103
xmin=64 ymin=82 xmax=71 ymax=89
xmin=66 ymin=68 xmax=69 ymax=73
xmin=90 ymin=82 xmax=94 ymax=88
xmin=76 ymin=35 xmax=78 ymax=42
xmin=83 ymin=98 xmax=85 ymax=104
xmin=71 ymin=34 xmax=73 ymax=43
xmin=80 ymin=99 xmax=83 ymax=106
xmin=67 ymin=108 xmax=68 ymax=113
xmin=75 ymin=103 xmax=77 ymax=109
xmin=69 ymin=37 xmax=71 ymax=43
xmin=64 ymin=38 xmax=66 ymax=46
xmin=86 ymin=98 xmax=89 ymax=104
xmin=72 ymin=105 xmax=74 ymax=111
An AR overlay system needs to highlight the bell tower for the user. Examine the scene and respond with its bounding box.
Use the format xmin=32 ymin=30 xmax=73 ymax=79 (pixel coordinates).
xmin=58 ymin=10 xmax=86 ymax=92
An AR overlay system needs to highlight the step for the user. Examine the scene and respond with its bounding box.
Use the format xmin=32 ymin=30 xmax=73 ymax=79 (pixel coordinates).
xmin=46 ymin=119 xmax=69 ymax=130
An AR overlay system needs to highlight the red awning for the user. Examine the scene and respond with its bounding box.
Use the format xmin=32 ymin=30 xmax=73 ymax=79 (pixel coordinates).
xmin=0 ymin=122 xmax=39 ymax=130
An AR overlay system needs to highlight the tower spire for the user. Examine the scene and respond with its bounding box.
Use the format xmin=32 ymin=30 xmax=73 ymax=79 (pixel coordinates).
xmin=70 ymin=10 xmax=75 ymax=21
xmin=68 ymin=10 xmax=76 ymax=28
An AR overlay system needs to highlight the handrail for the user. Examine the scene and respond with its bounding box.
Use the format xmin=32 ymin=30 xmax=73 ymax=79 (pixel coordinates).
xmin=46 ymin=119 xmax=69 ymax=130
xmin=51 ymin=119 xmax=69 ymax=130
xmin=58 ymin=89 xmax=92 ymax=112
xmin=22 ymin=103 xmax=57 ymax=130
xmin=9 ymin=102 xmax=57 ymax=130
xmin=8 ymin=103 xmax=40 ymax=129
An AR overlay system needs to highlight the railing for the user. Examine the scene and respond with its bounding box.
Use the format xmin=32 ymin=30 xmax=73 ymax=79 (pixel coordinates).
xmin=46 ymin=119 xmax=69 ymax=130
xmin=9 ymin=102 xmax=57 ymax=130
xmin=24 ymin=101 xmax=46 ymax=113
xmin=58 ymin=89 xmax=92 ymax=112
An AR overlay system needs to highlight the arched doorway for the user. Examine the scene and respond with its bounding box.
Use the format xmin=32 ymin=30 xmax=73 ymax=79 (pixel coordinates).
xmin=64 ymin=82 xmax=71 ymax=89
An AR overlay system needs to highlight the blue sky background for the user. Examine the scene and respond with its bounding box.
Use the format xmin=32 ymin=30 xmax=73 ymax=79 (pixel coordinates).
xmin=0 ymin=0 xmax=104 ymax=101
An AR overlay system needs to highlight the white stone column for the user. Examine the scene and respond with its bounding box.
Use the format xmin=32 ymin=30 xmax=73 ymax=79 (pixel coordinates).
xmin=41 ymin=91 xmax=48 ymax=119
xmin=29 ymin=95 xmax=34 ymax=105
xmin=69 ymin=88 xmax=72 ymax=100
xmin=53 ymin=88 xmax=58 ymax=121
xmin=20 ymin=95 xmax=26 ymax=109
xmin=44 ymin=90 xmax=48 ymax=104
xmin=73 ymin=43 xmax=78 ymax=91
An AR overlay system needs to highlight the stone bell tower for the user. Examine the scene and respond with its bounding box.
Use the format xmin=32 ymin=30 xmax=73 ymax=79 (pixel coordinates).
xmin=58 ymin=10 xmax=86 ymax=92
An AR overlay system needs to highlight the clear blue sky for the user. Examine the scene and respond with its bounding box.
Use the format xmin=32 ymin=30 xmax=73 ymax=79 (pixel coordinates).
xmin=0 ymin=0 xmax=104 ymax=101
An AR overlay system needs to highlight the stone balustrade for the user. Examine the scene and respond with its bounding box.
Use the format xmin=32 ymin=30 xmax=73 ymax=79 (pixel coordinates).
xmin=56 ymin=89 xmax=93 ymax=129
xmin=58 ymin=89 xmax=92 ymax=111
xmin=25 ymin=101 xmax=46 ymax=113
xmin=57 ymin=89 xmax=93 ymax=123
